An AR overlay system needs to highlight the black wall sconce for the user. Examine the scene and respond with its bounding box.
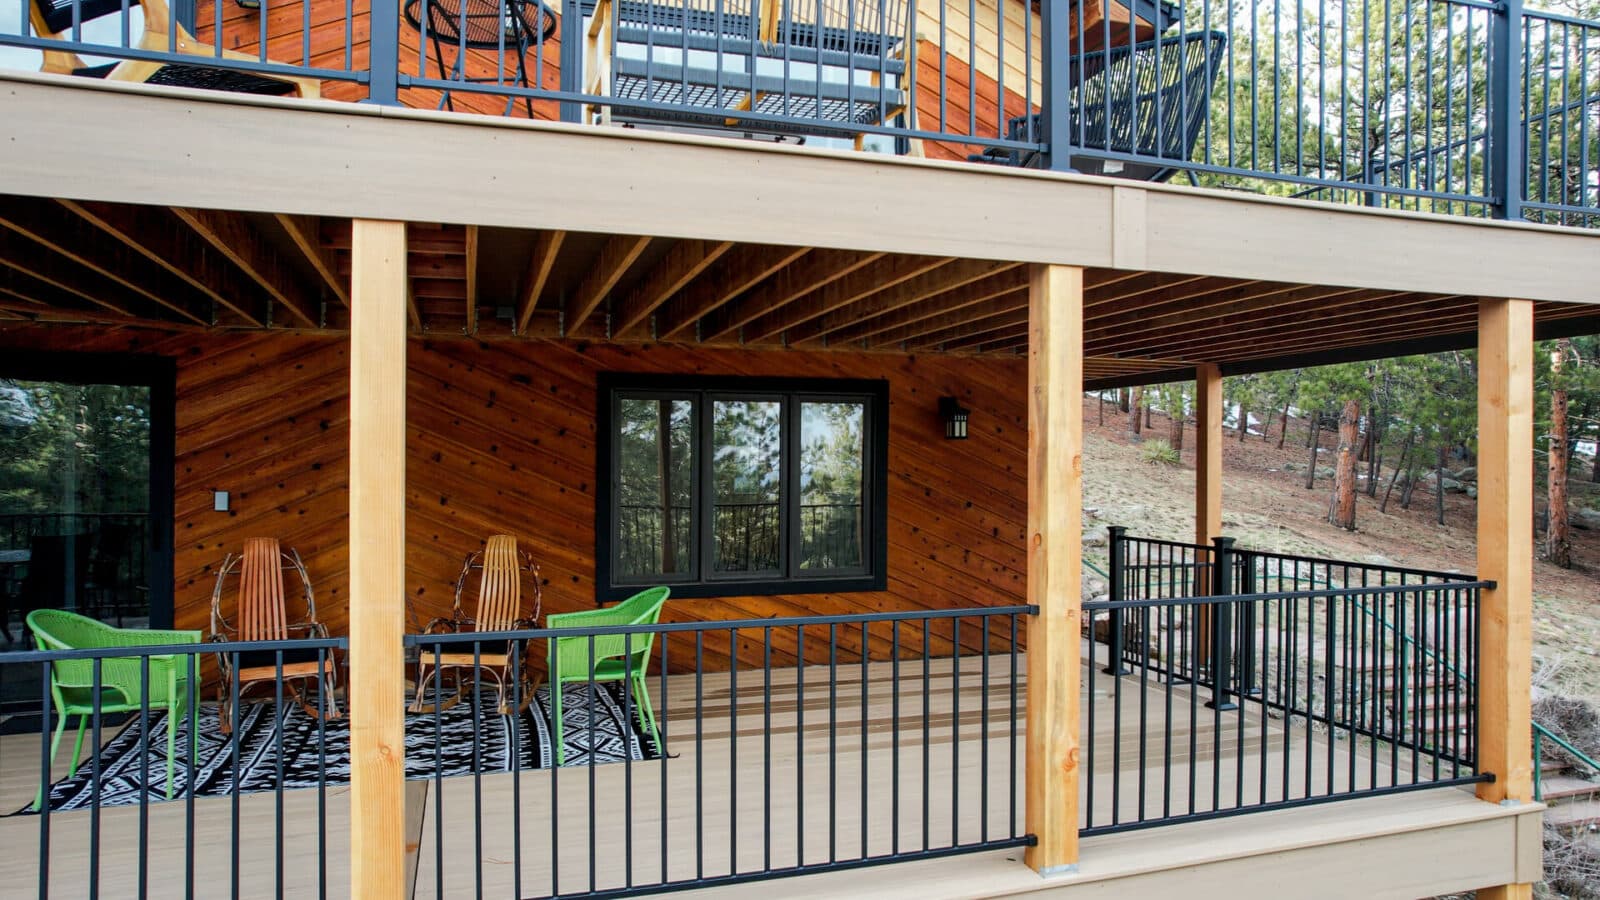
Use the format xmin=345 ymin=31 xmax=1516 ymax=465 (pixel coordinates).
xmin=939 ymin=396 xmax=970 ymax=440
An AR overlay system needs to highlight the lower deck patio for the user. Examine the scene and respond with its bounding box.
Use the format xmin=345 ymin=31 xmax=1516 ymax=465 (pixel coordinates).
xmin=0 ymin=635 xmax=1500 ymax=899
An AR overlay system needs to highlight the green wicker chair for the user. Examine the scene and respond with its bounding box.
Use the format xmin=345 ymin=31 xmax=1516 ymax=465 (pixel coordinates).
xmin=27 ymin=608 xmax=202 ymax=809
xmin=545 ymin=586 xmax=669 ymax=766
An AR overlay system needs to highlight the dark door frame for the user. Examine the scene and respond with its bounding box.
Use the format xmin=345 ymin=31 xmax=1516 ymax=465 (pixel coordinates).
xmin=0 ymin=350 xmax=178 ymax=630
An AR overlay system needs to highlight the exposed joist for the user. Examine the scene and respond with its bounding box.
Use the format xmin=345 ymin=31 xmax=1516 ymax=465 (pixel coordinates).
xmin=565 ymin=234 xmax=652 ymax=334
xmin=609 ymin=239 xmax=735 ymax=338
xmin=0 ymin=231 xmax=149 ymax=319
xmin=275 ymin=213 xmax=350 ymax=307
xmin=464 ymin=225 xmax=479 ymax=335
xmin=782 ymin=259 xmax=1024 ymax=346
xmin=407 ymin=278 xmax=422 ymax=331
xmin=0 ymin=197 xmax=211 ymax=325
xmin=698 ymin=249 xmax=884 ymax=343
xmin=830 ymin=274 xmax=1027 ymax=347
xmin=1089 ymin=286 xmax=1378 ymax=354
xmin=922 ymin=309 xmax=1031 ymax=352
xmin=743 ymin=255 xmax=957 ymax=344
xmin=173 ymin=207 xmax=318 ymax=328
xmin=60 ymin=199 xmax=264 ymax=325
xmin=517 ymin=229 xmax=566 ymax=335
xmin=654 ymin=245 xmax=811 ymax=340
xmin=880 ymin=290 xmax=1027 ymax=349
xmin=1118 ymin=292 xmax=1437 ymax=360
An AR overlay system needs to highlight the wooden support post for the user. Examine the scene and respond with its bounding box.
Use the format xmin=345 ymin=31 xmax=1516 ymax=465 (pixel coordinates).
xmin=349 ymin=218 xmax=408 ymax=900
xmin=1194 ymin=363 xmax=1223 ymax=548
xmin=1475 ymin=297 xmax=1536 ymax=900
xmin=1194 ymin=363 xmax=1223 ymax=669
xmin=1025 ymin=263 xmax=1083 ymax=875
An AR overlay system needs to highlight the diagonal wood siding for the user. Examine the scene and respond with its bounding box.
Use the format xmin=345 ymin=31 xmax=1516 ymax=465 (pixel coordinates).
xmin=0 ymin=326 xmax=1029 ymax=669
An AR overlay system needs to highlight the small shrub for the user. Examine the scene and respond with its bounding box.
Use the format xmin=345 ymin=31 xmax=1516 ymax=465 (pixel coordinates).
xmin=1140 ymin=439 xmax=1180 ymax=467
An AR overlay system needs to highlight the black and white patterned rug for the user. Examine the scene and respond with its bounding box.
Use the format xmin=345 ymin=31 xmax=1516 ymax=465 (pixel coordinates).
xmin=22 ymin=681 xmax=660 ymax=814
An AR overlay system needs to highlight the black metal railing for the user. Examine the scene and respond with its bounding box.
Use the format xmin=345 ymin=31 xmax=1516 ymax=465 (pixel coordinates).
xmin=1085 ymin=528 xmax=1486 ymax=834
xmin=2 ymin=0 xmax=1596 ymax=223
xmin=0 ymin=513 xmax=151 ymax=630
xmin=406 ymin=605 xmax=1032 ymax=898
xmin=2 ymin=635 xmax=346 ymax=898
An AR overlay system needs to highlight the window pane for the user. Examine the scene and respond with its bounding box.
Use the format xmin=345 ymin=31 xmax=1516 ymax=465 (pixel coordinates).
xmin=711 ymin=399 xmax=782 ymax=574
xmin=615 ymin=397 xmax=694 ymax=579
xmin=799 ymin=401 xmax=865 ymax=571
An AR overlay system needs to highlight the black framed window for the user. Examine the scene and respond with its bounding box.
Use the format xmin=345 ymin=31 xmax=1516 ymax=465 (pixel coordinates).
xmin=597 ymin=374 xmax=888 ymax=601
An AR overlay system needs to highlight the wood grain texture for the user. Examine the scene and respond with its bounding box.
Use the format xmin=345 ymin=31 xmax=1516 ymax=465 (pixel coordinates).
xmin=1024 ymin=263 xmax=1082 ymax=872
xmin=1194 ymin=362 xmax=1222 ymax=548
xmin=0 ymin=325 xmax=1029 ymax=672
xmin=1474 ymin=298 xmax=1535 ymax=900
xmin=348 ymin=218 xmax=408 ymax=899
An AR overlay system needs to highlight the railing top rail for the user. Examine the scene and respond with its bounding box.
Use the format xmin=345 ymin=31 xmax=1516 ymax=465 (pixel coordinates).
xmin=1083 ymin=579 xmax=1492 ymax=611
xmin=1522 ymin=6 xmax=1600 ymax=27
xmin=407 ymin=604 xmax=1038 ymax=644
xmin=0 ymin=635 xmax=347 ymax=663
xmin=1231 ymin=545 xmax=1473 ymax=582
xmin=1118 ymin=535 xmax=1214 ymax=553
xmin=1535 ymin=721 xmax=1600 ymax=773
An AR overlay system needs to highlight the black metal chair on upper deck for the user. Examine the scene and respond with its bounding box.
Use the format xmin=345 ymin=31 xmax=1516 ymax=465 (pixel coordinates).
xmin=27 ymin=0 xmax=319 ymax=96
xmin=980 ymin=29 xmax=1229 ymax=182
xmin=585 ymin=0 xmax=918 ymax=150
xmin=404 ymin=0 xmax=559 ymax=117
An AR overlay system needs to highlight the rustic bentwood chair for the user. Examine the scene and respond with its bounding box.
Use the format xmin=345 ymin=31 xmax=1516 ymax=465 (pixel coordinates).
xmin=28 ymin=0 xmax=320 ymax=97
xmin=545 ymin=585 xmax=669 ymax=766
xmin=410 ymin=534 xmax=542 ymax=715
xmin=209 ymin=538 xmax=341 ymax=733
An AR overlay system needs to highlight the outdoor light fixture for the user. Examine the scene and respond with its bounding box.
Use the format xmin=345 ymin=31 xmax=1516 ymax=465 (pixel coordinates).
xmin=939 ymin=396 xmax=970 ymax=440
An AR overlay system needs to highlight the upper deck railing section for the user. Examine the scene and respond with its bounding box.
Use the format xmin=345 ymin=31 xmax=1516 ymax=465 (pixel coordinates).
xmin=2 ymin=0 xmax=1596 ymax=226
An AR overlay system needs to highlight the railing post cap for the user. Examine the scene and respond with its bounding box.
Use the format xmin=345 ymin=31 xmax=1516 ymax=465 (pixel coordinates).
xmin=1212 ymin=535 xmax=1236 ymax=549
xmin=1107 ymin=525 xmax=1127 ymax=536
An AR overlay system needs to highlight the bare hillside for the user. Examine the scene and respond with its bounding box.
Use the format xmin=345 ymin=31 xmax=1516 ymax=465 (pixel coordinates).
xmin=1081 ymin=396 xmax=1600 ymax=703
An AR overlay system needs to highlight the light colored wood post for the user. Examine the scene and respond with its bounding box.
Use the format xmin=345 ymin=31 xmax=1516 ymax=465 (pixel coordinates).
xmin=1475 ymin=297 xmax=1536 ymax=900
xmin=349 ymin=218 xmax=408 ymax=900
xmin=1194 ymin=363 xmax=1223 ymax=548
xmin=1025 ymin=263 xmax=1083 ymax=875
xmin=1193 ymin=363 xmax=1223 ymax=664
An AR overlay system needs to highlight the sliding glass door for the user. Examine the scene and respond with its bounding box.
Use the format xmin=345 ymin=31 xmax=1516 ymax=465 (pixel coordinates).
xmin=0 ymin=354 xmax=174 ymax=706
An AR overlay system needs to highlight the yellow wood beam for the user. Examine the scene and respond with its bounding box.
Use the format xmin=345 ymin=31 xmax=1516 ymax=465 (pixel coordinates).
xmin=516 ymin=229 xmax=566 ymax=336
xmin=348 ymin=217 xmax=409 ymax=900
xmin=1025 ymin=263 xmax=1083 ymax=875
xmin=1475 ymin=296 xmax=1536 ymax=900
xmin=275 ymin=213 xmax=350 ymax=308
xmin=1195 ymin=362 xmax=1223 ymax=547
xmin=565 ymin=234 xmax=651 ymax=334
xmin=173 ymin=206 xmax=318 ymax=328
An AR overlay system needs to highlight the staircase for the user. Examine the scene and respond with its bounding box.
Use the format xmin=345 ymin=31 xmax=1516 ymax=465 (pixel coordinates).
xmin=1537 ymin=726 xmax=1600 ymax=829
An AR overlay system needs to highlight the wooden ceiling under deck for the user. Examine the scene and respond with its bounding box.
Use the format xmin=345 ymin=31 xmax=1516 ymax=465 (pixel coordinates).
xmin=2 ymin=196 xmax=1598 ymax=385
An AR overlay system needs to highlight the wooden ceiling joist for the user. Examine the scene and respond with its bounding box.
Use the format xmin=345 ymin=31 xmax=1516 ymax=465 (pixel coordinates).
xmin=653 ymin=245 xmax=811 ymax=341
xmin=516 ymin=229 xmax=566 ymax=335
xmin=743 ymin=254 xmax=956 ymax=345
xmin=0 ymin=231 xmax=155 ymax=321
xmin=1118 ymin=292 xmax=1442 ymax=360
xmin=823 ymin=271 xmax=1026 ymax=346
xmin=275 ymin=214 xmax=349 ymax=307
xmin=893 ymin=292 xmax=1028 ymax=350
xmin=172 ymin=207 xmax=318 ymax=328
xmin=782 ymin=258 xmax=1023 ymax=346
xmin=60 ymin=199 xmax=267 ymax=325
xmin=565 ymin=234 xmax=652 ymax=334
xmin=917 ymin=308 xmax=1031 ymax=352
xmin=611 ymin=238 xmax=734 ymax=338
xmin=0 ymin=197 xmax=214 ymax=325
xmin=697 ymin=248 xmax=883 ymax=343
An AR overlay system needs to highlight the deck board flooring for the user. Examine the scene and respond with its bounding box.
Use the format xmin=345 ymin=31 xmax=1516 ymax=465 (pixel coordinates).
xmin=0 ymin=640 xmax=1436 ymax=899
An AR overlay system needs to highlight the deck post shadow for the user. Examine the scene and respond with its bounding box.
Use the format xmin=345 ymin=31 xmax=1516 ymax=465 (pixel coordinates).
xmin=1475 ymin=297 xmax=1538 ymax=900
xmin=1024 ymin=263 xmax=1084 ymax=875
xmin=349 ymin=218 xmax=410 ymax=898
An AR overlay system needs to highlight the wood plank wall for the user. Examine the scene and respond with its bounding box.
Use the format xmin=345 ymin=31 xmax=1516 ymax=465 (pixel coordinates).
xmin=193 ymin=0 xmax=566 ymax=118
xmin=0 ymin=326 xmax=1029 ymax=670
